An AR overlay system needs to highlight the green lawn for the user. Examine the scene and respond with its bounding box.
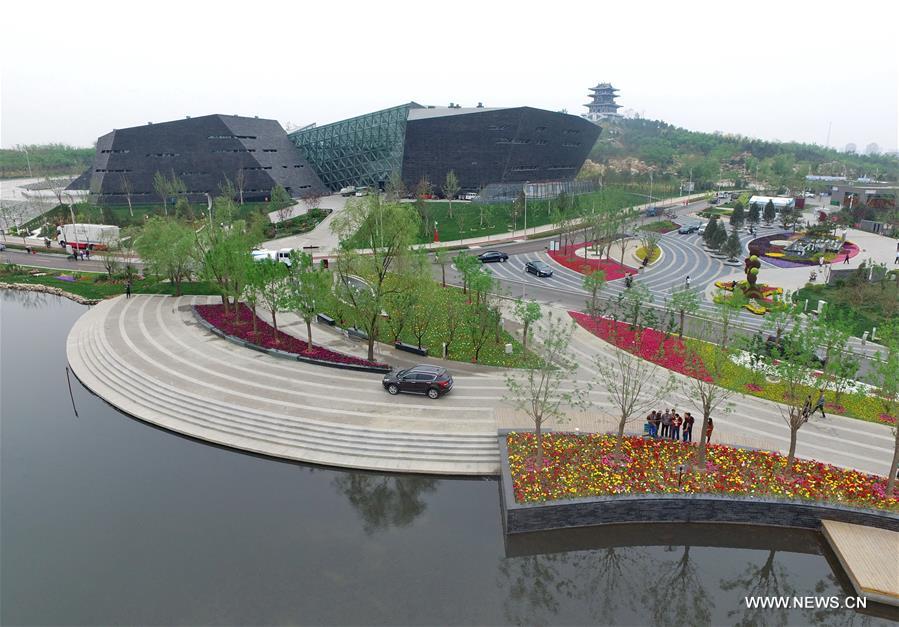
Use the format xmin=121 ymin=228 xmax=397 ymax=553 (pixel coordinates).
xmin=795 ymin=282 xmax=898 ymax=338
xmin=347 ymin=186 xmax=679 ymax=247
xmin=638 ymin=219 xmax=679 ymax=233
xmin=1 ymin=265 xmax=217 ymax=300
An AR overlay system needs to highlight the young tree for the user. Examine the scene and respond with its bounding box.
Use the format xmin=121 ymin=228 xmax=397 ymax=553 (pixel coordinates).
xmin=433 ymin=248 xmax=448 ymax=288
xmin=638 ymin=229 xmax=661 ymax=264
xmin=442 ymin=170 xmax=460 ymax=219
xmin=153 ymin=171 xmax=170 ymax=216
xmin=763 ymin=199 xmax=776 ymax=225
xmin=133 ymin=217 xmax=195 ymax=296
xmin=442 ymin=294 xmax=464 ymax=358
xmin=330 ymin=195 xmax=418 ymax=361
xmin=711 ymin=222 xmax=728 ymax=252
xmin=384 ymin=171 xmax=407 ymax=201
xmin=270 ymin=184 xmax=293 ymax=225
xmin=504 ymin=312 xmax=589 ymax=468
xmin=582 ymin=269 xmax=607 ymax=320
xmin=680 ymin=321 xmax=737 ymax=467
xmin=120 ymin=174 xmax=135 ymax=217
xmin=702 ymin=218 xmax=719 ymax=247
xmin=409 ymin=279 xmax=437 ymax=350
xmin=235 ymin=169 xmax=246 ymax=205
xmin=453 ymin=251 xmax=480 ymax=295
xmin=762 ymin=312 xmax=821 ymax=470
xmin=592 ymin=327 xmax=676 ymax=454
xmin=867 ymin=324 xmax=899 ymax=494
xmin=513 ymin=299 xmax=542 ymax=353
xmin=384 ymin=278 xmax=417 ymax=343
xmin=722 ymin=227 xmax=742 ymax=260
xmin=466 ymin=298 xmax=495 ymax=363
xmin=242 ymin=259 xmax=263 ymax=338
xmin=668 ymin=286 xmax=699 ymax=338
xmin=286 ymin=250 xmax=332 ymax=352
xmin=255 ymin=258 xmax=289 ymax=339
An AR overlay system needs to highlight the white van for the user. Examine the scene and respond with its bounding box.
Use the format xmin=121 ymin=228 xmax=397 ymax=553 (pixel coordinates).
xmin=251 ymin=248 xmax=293 ymax=267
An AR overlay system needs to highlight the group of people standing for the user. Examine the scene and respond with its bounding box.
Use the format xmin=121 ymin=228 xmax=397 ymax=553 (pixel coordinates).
xmin=646 ymin=409 xmax=713 ymax=443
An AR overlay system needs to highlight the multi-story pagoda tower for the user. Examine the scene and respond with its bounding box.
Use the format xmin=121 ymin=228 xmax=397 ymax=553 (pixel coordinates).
xmin=583 ymin=82 xmax=621 ymax=123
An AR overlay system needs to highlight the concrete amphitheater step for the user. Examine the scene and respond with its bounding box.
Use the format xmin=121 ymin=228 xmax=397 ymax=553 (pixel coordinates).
xmin=68 ymin=297 xmax=502 ymax=474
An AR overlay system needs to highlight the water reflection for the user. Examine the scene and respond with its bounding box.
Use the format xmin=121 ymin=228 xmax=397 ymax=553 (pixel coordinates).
xmin=332 ymin=473 xmax=437 ymax=535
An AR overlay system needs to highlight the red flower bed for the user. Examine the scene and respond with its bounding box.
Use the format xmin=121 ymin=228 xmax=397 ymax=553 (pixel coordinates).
xmin=507 ymin=432 xmax=897 ymax=511
xmin=548 ymin=243 xmax=635 ymax=280
xmin=832 ymin=242 xmax=860 ymax=264
xmin=745 ymin=383 xmax=764 ymax=393
xmin=570 ymin=312 xmax=710 ymax=381
xmin=879 ymin=414 xmax=897 ymax=425
xmin=195 ymin=303 xmax=388 ymax=369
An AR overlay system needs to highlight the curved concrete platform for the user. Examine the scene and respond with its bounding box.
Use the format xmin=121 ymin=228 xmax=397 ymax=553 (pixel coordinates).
xmin=66 ymin=295 xmax=503 ymax=475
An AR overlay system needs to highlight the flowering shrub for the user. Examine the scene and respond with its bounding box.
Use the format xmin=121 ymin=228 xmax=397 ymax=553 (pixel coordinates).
xmin=195 ymin=303 xmax=388 ymax=369
xmin=570 ymin=312 xmax=710 ymax=380
xmin=548 ymin=243 xmax=634 ymax=280
xmin=507 ymin=432 xmax=898 ymax=511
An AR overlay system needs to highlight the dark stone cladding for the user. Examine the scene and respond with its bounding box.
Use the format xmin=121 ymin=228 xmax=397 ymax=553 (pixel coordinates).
xmin=400 ymin=107 xmax=600 ymax=192
xmin=498 ymin=436 xmax=899 ymax=535
xmin=71 ymin=114 xmax=327 ymax=204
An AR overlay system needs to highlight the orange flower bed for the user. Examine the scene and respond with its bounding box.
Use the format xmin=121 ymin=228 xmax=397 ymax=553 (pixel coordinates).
xmin=507 ymin=432 xmax=897 ymax=511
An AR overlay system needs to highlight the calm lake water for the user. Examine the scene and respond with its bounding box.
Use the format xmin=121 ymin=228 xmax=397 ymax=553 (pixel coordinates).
xmin=1 ymin=290 xmax=895 ymax=626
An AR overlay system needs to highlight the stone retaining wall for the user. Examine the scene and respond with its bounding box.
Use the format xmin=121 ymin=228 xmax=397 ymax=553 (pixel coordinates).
xmin=0 ymin=282 xmax=99 ymax=305
xmin=498 ymin=436 xmax=899 ymax=535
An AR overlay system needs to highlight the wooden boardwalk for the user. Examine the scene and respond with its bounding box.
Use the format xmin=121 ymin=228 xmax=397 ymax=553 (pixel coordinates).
xmin=822 ymin=520 xmax=899 ymax=607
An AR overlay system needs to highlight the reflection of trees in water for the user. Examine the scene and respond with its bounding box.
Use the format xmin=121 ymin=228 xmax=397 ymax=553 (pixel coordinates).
xmin=1 ymin=288 xmax=60 ymax=309
xmin=802 ymin=572 xmax=884 ymax=627
xmin=721 ymin=549 xmax=795 ymax=627
xmin=642 ymin=545 xmax=713 ymax=627
xmin=498 ymin=546 xmax=655 ymax=626
xmin=331 ymin=473 xmax=437 ymax=535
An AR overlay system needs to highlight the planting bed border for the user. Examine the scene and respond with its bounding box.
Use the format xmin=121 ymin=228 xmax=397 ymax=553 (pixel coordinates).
xmin=498 ymin=436 xmax=899 ymax=535
xmin=192 ymin=306 xmax=391 ymax=374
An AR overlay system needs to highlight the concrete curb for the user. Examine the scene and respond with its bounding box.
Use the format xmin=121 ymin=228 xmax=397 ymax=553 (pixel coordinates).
xmin=191 ymin=306 xmax=392 ymax=374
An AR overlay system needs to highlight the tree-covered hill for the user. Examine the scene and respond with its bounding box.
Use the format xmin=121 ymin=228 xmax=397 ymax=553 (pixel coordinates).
xmin=584 ymin=117 xmax=898 ymax=190
xmin=1 ymin=144 xmax=95 ymax=179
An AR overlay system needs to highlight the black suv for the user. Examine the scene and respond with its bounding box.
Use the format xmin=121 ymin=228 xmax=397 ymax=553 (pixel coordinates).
xmin=478 ymin=250 xmax=508 ymax=263
xmin=382 ymin=365 xmax=454 ymax=399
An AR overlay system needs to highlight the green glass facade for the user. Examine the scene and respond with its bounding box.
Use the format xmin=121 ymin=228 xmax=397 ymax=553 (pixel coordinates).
xmin=289 ymin=103 xmax=415 ymax=191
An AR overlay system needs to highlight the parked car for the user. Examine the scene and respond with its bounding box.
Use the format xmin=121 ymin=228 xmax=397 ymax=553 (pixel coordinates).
xmin=678 ymin=224 xmax=700 ymax=234
xmin=525 ymin=260 xmax=554 ymax=277
xmin=698 ymin=223 xmax=708 ymax=235
xmin=461 ymin=192 xmax=479 ymax=201
xmin=477 ymin=250 xmax=508 ymax=263
xmin=382 ymin=364 xmax=454 ymax=399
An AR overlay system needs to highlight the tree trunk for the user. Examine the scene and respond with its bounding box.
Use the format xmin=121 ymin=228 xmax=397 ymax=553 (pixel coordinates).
xmin=522 ymin=321 xmax=529 ymax=352
xmin=616 ymin=415 xmax=627 ymax=454
xmin=271 ymin=309 xmax=278 ymax=337
xmin=441 ymin=264 xmax=446 ymax=287
xmin=887 ymin=432 xmax=899 ymax=495
xmin=696 ymin=415 xmax=710 ymax=466
xmin=251 ymin=304 xmax=258 ymax=337
xmin=535 ymin=420 xmax=543 ymax=469
xmin=127 ymin=198 xmax=133 ymax=217
xmin=679 ymin=310 xmax=686 ymax=338
xmin=367 ymin=335 xmax=375 ymax=362
xmin=786 ymin=426 xmax=798 ymax=471
xmin=306 ymin=320 xmax=314 ymax=353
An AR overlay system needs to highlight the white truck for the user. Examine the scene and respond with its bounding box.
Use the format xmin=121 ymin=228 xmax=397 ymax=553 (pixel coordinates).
xmin=57 ymin=224 xmax=120 ymax=251
xmin=251 ymin=248 xmax=294 ymax=267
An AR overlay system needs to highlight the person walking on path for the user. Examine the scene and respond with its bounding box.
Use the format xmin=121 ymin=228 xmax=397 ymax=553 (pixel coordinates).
xmin=705 ymin=417 xmax=714 ymax=443
xmin=671 ymin=412 xmax=682 ymax=440
xmin=683 ymin=412 xmax=694 ymax=442
xmin=814 ymin=390 xmax=826 ymax=419
xmin=844 ymin=252 xmax=850 ymax=264
xmin=685 ymin=275 xmax=690 ymax=288
xmin=125 ymin=280 xmax=132 ymax=299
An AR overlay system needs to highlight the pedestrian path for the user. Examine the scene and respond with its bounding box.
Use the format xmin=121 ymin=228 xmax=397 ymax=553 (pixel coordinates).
xmin=66 ymin=295 xmax=895 ymax=477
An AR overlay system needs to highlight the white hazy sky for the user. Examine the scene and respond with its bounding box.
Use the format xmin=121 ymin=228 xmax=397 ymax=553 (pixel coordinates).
xmin=2 ymin=0 xmax=897 ymax=152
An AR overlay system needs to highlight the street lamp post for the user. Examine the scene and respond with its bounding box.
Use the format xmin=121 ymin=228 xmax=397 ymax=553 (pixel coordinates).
xmin=21 ymin=146 xmax=33 ymax=179
xmin=523 ymin=182 xmax=529 ymax=238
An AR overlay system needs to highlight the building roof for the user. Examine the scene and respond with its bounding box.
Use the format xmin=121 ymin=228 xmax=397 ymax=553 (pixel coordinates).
xmin=406 ymin=106 xmax=505 ymax=120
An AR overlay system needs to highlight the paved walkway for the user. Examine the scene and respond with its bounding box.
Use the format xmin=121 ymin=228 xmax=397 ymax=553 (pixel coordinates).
xmin=66 ymin=295 xmax=895 ymax=476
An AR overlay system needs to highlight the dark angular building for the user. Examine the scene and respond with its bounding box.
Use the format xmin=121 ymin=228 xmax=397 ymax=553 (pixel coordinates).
xmin=71 ymin=114 xmax=327 ymax=204
xmin=289 ymin=104 xmax=600 ymax=194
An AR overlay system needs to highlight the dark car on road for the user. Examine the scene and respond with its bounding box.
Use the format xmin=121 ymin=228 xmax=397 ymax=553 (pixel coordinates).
xmin=382 ymin=364 xmax=454 ymax=399
xmin=525 ymin=260 xmax=554 ymax=277
xmin=477 ymin=250 xmax=509 ymax=263
xmin=678 ymin=224 xmax=699 ymax=234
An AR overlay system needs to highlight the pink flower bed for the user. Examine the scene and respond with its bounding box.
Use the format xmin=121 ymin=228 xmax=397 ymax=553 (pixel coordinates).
xmin=570 ymin=312 xmax=710 ymax=381
xmin=832 ymin=242 xmax=860 ymax=263
xmin=195 ymin=303 xmax=388 ymax=369
xmin=548 ymin=243 xmax=636 ymax=280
